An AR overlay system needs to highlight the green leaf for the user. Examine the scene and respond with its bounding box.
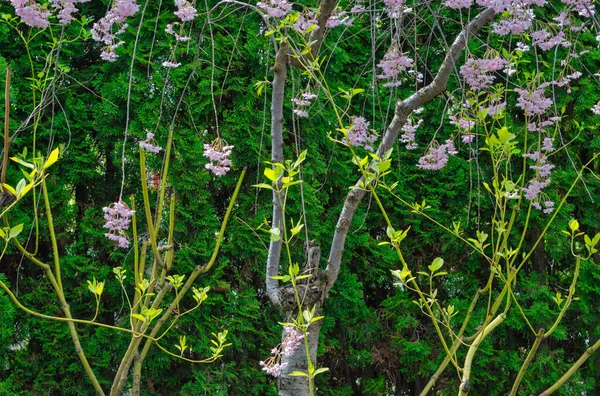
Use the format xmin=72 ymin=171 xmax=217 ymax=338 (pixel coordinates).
xmin=313 ymin=367 xmax=330 ymax=376
xmin=131 ymin=314 xmax=146 ymax=323
xmin=428 ymin=257 xmax=444 ymax=273
xmin=10 ymin=156 xmax=35 ymax=169
xmin=43 ymin=148 xmax=60 ymax=169
xmin=569 ymin=219 xmax=579 ymax=232
xmin=289 ymin=371 xmax=309 ymax=377
xmin=8 ymin=224 xmax=23 ymax=240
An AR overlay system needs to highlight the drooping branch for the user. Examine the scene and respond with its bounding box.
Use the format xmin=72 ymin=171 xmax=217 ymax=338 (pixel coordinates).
xmin=324 ymin=7 xmax=497 ymax=292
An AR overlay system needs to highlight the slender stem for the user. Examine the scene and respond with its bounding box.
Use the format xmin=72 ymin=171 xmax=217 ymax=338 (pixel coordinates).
xmin=510 ymin=329 xmax=544 ymax=396
xmin=458 ymin=313 xmax=506 ymax=395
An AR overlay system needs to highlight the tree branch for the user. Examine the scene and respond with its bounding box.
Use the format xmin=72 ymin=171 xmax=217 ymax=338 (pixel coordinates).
xmin=324 ymin=7 xmax=496 ymax=293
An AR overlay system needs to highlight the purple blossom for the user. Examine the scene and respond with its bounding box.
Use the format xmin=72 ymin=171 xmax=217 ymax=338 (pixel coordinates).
xmin=49 ymin=0 xmax=90 ymax=25
xmin=346 ymin=117 xmax=377 ymax=151
xmin=377 ymin=47 xmax=414 ymax=87
xmin=542 ymin=137 xmax=554 ymax=152
xmin=257 ymin=0 xmax=291 ymax=18
xmin=449 ymin=114 xmax=475 ymax=131
xmin=162 ymin=61 xmax=181 ymax=68
xmin=531 ymin=29 xmax=566 ymax=51
xmin=139 ymin=132 xmax=162 ymax=153
xmin=326 ymin=9 xmax=354 ymax=28
xmin=165 ymin=23 xmax=191 ymax=42
xmin=480 ymin=97 xmax=506 ymax=117
xmin=492 ymin=5 xmax=533 ymax=35
xmin=10 ymin=0 xmax=51 ymax=29
xmin=459 ymin=58 xmax=508 ymax=90
xmin=400 ymin=118 xmax=422 ymax=150
xmin=462 ymin=134 xmax=475 ymax=144
xmin=103 ymin=201 xmax=135 ymax=248
xmin=592 ymin=102 xmax=600 ymax=115
xmin=174 ymin=0 xmax=197 ymax=22
xmin=204 ymin=141 xmax=234 ymax=176
xmin=260 ymin=326 xmax=305 ymax=378
xmin=292 ymin=91 xmax=317 ymax=118
xmin=416 ymin=139 xmax=457 ymax=170
xmin=384 ymin=0 xmax=408 ymax=18
xmin=91 ymin=0 xmax=140 ymax=61
xmin=294 ymin=11 xmax=319 ymax=33
xmin=515 ymin=87 xmax=553 ymax=116
xmin=443 ymin=0 xmax=472 ymax=9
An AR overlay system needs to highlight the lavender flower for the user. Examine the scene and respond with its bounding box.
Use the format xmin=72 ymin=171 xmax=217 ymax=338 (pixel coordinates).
xmin=377 ymin=47 xmax=414 ymax=87
xmin=515 ymin=87 xmax=553 ymax=116
xmin=49 ymin=0 xmax=90 ymax=25
xmin=10 ymin=0 xmax=51 ymax=29
xmin=91 ymin=0 xmax=140 ymax=61
xmin=174 ymin=0 xmax=197 ymax=21
xmin=400 ymin=118 xmax=422 ymax=150
xmin=592 ymin=102 xmax=600 ymax=115
xmin=291 ymin=91 xmax=317 ymax=118
xmin=103 ymin=201 xmax=134 ymax=248
xmin=346 ymin=117 xmax=377 ymax=151
xmin=443 ymin=0 xmax=472 ymax=8
xmin=139 ymin=132 xmax=162 ymax=153
xmin=416 ymin=139 xmax=457 ymax=170
xmin=204 ymin=140 xmax=234 ymax=176
xmin=257 ymin=0 xmax=291 ymax=18
xmin=260 ymin=327 xmax=305 ymax=378
xmin=459 ymin=57 xmax=508 ymax=90
xmin=162 ymin=61 xmax=181 ymax=68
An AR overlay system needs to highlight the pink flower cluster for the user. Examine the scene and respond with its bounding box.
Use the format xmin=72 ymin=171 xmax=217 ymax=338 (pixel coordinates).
xmin=257 ymin=0 xmax=291 ymax=18
xmin=50 ymin=0 xmax=90 ymax=25
xmin=139 ymin=132 xmax=162 ymax=153
xmin=384 ymin=0 xmax=407 ymax=18
xmin=377 ymin=47 xmax=414 ymax=88
xmin=326 ymin=9 xmax=354 ymax=28
xmin=10 ymin=0 xmax=51 ymax=29
xmin=443 ymin=0 xmax=472 ymax=9
xmin=531 ymin=29 xmax=566 ymax=51
xmin=515 ymin=86 xmax=553 ymax=116
xmin=292 ymin=91 xmax=317 ymax=118
xmin=203 ymin=140 xmax=234 ymax=176
xmin=400 ymin=118 xmax=422 ymax=150
xmin=91 ymin=0 xmax=140 ymax=62
xmin=294 ymin=11 xmax=319 ymax=34
xmin=346 ymin=117 xmax=377 ymax=152
xmin=165 ymin=23 xmax=191 ymax=42
xmin=492 ymin=5 xmax=534 ymax=35
xmin=592 ymin=102 xmax=600 ymax=115
xmin=522 ymin=138 xmax=555 ymax=212
xmin=459 ymin=57 xmax=508 ymax=91
xmin=174 ymin=0 xmax=197 ymax=22
xmin=103 ymin=201 xmax=135 ymax=249
xmin=417 ymin=139 xmax=457 ymax=170
xmin=260 ymin=327 xmax=304 ymax=378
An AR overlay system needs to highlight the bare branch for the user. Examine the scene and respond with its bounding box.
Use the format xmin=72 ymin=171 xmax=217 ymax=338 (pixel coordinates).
xmin=324 ymin=7 xmax=497 ymax=292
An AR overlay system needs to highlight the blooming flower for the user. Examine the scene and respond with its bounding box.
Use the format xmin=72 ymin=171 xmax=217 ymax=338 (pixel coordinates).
xmin=377 ymin=47 xmax=414 ymax=87
xmin=443 ymin=0 xmax=472 ymax=9
xmin=103 ymin=201 xmax=135 ymax=248
xmin=459 ymin=58 xmax=508 ymax=90
xmin=291 ymin=91 xmax=317 ymax=118
xmin=174 ymin=0 xmax=197 ymax=21
xmin=91 ymin=0 xmax=140 ymax=61
xmin=346 ymin=117 xmax=377 ymax=151
xmin=204 ymin=139 xmax=234 ymax=176
xmin=162 ymin=61 xmax=181 ymax=68
xmin=400 ymin=118 xmax=422 ymax=150
xmin=416 ymin=139 xmax=457 ymax=170
xmin=139 ymin=132 xmax=162 ymax=153
xmin=10 ymin=0 xmax=51 ymax=29
xmin=257 ymin=0 xmax=291 ymax=18
xmin=515 ymin=87 xmax=553 ymax=116
xmin=260 ymin=327 xmax=305 ymax=378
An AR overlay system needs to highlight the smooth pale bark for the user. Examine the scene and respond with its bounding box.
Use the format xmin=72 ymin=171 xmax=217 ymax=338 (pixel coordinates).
xmin=265 ymin=6 xmax=497 ymax=396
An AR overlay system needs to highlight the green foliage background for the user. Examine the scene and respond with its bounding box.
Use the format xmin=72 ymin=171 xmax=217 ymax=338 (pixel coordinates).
xmin=0 ymin=1 xmax=599 ymax=395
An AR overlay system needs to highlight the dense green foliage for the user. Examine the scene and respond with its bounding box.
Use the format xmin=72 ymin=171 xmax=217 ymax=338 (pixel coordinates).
xmin=0 ymin=0 xmax=599 ymax=395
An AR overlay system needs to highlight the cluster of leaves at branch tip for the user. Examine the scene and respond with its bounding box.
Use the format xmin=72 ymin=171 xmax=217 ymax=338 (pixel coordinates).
xmin=352 ymin=148 xmax=393 ymax=190
xmin=253 ymin=150 xmax=307 ymax=192
xmin=562 ymin=219 xmax=600 ymax=258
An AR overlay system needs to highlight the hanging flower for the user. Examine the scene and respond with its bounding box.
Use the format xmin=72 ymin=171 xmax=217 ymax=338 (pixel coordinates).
xmin=203 ymin=138 xmax=234 ymax=176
